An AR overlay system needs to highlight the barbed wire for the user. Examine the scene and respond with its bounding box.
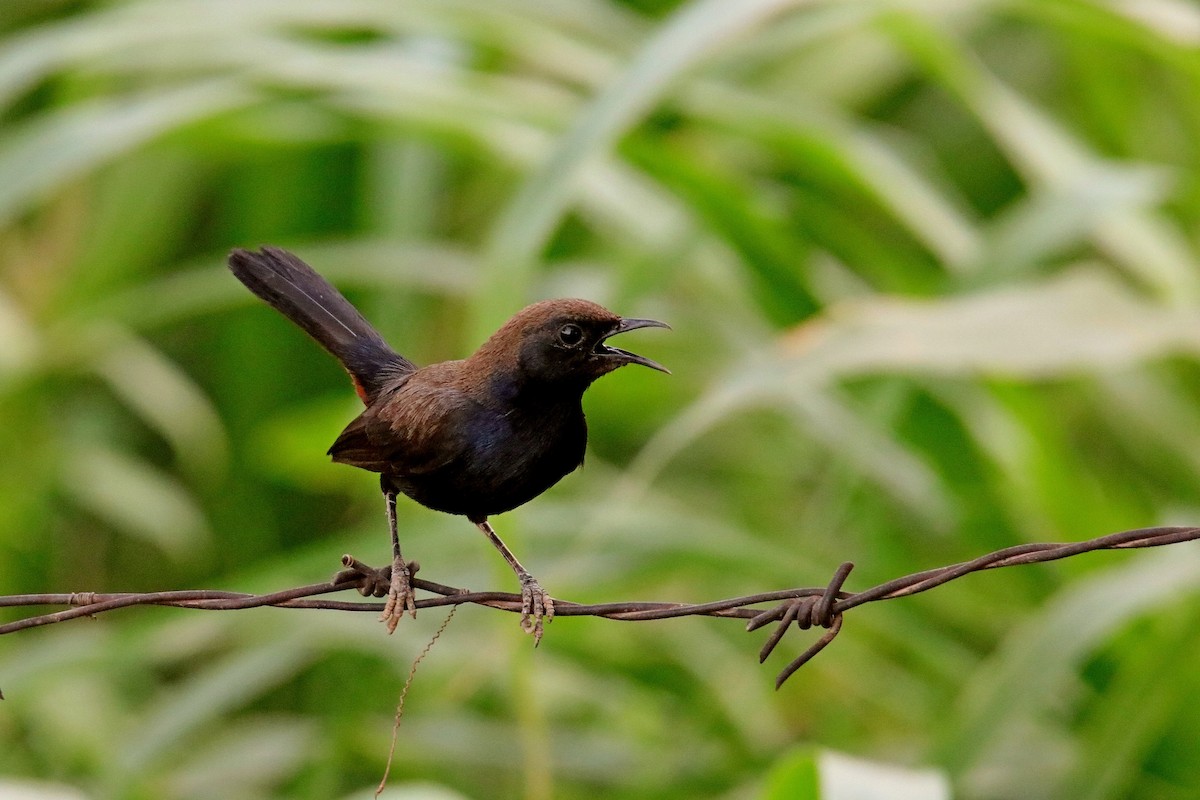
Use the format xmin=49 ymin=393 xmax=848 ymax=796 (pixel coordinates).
xmin=1 ymin=525 xmax=1197 ymax=690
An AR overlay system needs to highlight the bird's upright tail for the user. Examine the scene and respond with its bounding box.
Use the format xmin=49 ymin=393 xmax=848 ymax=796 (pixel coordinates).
xmin=228 ymin=246 xmax=416 ymax=403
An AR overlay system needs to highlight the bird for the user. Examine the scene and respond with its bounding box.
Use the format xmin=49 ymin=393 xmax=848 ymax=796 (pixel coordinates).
xmin=227 ymin=246 xmax=669 ymax=642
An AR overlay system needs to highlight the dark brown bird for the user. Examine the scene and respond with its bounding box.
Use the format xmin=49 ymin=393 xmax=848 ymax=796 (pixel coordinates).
xmin=228 ymin=246 xmax=668 ymax=641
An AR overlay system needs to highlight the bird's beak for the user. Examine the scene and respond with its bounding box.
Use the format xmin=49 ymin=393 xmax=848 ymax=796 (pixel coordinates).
xmin=597 ymin=317 xmax=671 ymax=374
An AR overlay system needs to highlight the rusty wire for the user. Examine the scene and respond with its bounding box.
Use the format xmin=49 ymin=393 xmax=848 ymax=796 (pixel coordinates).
xmin=1 ymin=525 xmax=1197 ymax=689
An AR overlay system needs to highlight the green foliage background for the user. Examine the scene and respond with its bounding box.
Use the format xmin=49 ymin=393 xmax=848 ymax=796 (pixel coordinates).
xmin=2 ymin=1 xmax=1200 ymax=798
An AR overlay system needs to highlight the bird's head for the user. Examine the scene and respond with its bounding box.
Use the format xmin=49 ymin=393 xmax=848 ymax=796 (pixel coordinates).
xmin=473 ymin=298 xmax=669 ymax=391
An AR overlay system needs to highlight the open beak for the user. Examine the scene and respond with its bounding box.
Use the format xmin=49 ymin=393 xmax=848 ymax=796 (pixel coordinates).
xmin=597 ymin=317 xmax=671 ymax=374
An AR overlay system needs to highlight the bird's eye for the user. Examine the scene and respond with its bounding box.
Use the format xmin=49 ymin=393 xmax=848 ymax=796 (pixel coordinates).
xmin=558 ymin=323 xmax=584 ymax=347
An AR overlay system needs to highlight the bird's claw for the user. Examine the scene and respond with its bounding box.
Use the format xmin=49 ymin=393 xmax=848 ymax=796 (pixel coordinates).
xmin=519 ymin=575 xmax=554 ymax=646
xmin=333 ymin=565 xmax=389 ymax=598
xmin=379 ymin=558 xmax=417 ymax=633
xmin=333 ymin=558 xmax=388 ymax=598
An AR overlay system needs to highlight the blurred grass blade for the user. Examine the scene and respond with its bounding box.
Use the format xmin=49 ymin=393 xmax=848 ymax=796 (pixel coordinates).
xmin=1113 ymin=0 xmax=1200 ymax=42
xmin=340 ymin=785 xmax=475 ymax=800
xmin=982 ymin=169 xmax=1168 ymax=277
xmin=164 ymin=718 xmax=316 ymax=799
xmin=0 ymin=779 xmax=89 ymax=800
xmin=0 ymin=287 xmax=40 ymax=382
xmin=818 ymin=750 xmax=950 ymax=800
xmin=99 ymin=241 xmax=478 ymax=330
xmin=629 ymin=268 xmax=1200 ymax=511
xmin=682 ymin=84 xmax=983 ymax=272
xmin=113 ymin=637 xmax=314 ymax=780
xmin=762 ymin=748 xmax=950 ymax=800
xmin=0 ymin=81 xmax=256 ymax=224
xmin=90 ymin=329 xmax=229 ymax=479
xmin=63 ymin=445 xmax=209 ymax=559
xmin=886 ymin=13 xmax=1200 ymax=301
xmin=779 ymin=268 xmax=1200 ymax=377
xmin=481 ymin=0 xmax=809 ymax=332
xmin=947 ymin=546 xmax=1200 ymax=796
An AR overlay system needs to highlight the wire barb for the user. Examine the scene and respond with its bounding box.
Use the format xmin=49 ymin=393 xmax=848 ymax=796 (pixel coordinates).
xmin=749 ymin=562 xmax=853 ymax=688
xmin=0 ymin=526 xmax=1196 ymax=690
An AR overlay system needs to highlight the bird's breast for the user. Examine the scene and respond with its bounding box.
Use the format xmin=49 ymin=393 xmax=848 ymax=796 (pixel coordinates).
xmin=395 ymin=401 xmax=587 ymax=519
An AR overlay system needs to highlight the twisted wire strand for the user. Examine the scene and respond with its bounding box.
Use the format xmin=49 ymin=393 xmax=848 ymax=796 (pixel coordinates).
xmin=1 ymin=526 xmax=1196 ymax=688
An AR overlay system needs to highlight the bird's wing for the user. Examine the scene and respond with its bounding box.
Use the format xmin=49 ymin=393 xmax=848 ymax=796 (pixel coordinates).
xmin=327 ymin=377 xmax=489 ymax=476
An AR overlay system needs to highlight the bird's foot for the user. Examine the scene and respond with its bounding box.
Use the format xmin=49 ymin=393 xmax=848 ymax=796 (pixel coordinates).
xmin=379 ymin=557 xmax=417 ymax=633
xmin=518 ymin=574 xmax=555 ymax=646
xmin=334 ymin=556 xmax=419 ymax=597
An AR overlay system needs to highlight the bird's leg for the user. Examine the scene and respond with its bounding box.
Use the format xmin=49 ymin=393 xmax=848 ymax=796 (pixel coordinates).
xmin=474 ymin=519 xmax=554 ymax=645
xmin=379 ymin=483 xmax=416 ymax=632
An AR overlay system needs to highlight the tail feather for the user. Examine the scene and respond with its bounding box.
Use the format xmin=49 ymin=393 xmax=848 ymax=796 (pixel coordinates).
xmin=228 ymin=246 xmax=416 ymax=402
